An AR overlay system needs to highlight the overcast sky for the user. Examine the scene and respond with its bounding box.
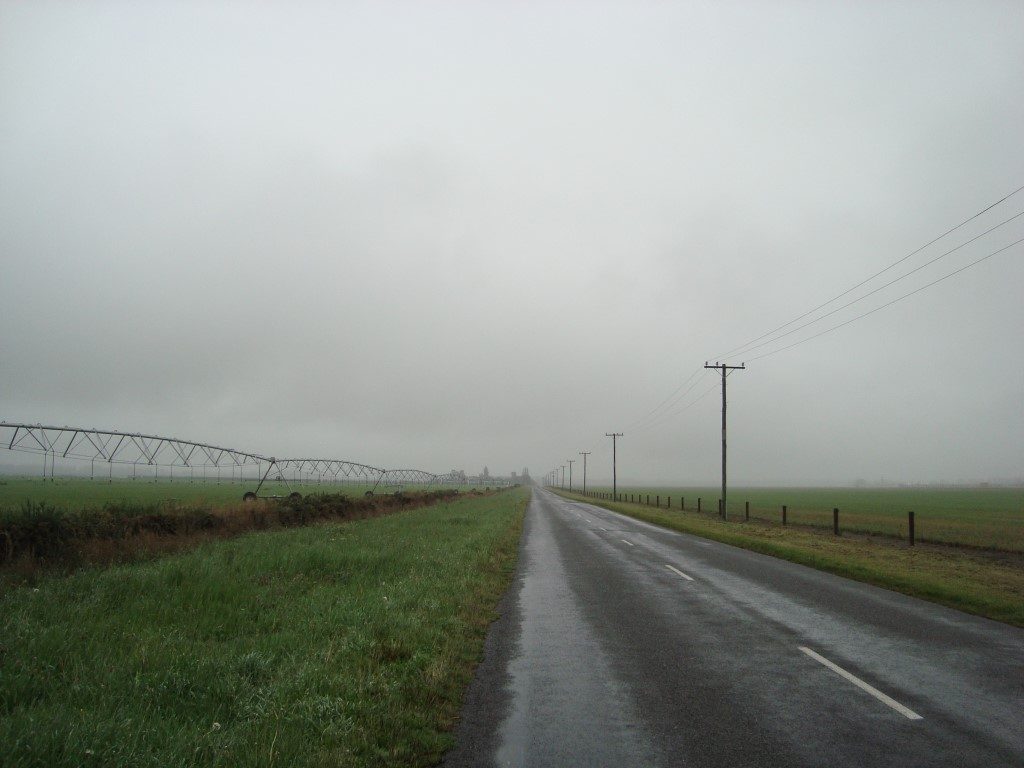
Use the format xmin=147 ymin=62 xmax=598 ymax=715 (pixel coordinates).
xmin=2 ymin=2 xmax=1022 ymax=486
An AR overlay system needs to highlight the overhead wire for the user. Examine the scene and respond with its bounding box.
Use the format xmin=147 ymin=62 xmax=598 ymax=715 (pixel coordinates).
xmin=746 ymin=235 xmax=1024 ymax=362
xmin=716 ymin=184 xmax=1024 ymax=361
xmin=624 ymin=367 xmax=706 ymax=432
xmin=618 ymin=184 xmax=1023 ymax=442
xmin=631 ymin=378 xmax=720 ymax=434
xmin=728 ymin=209 xmax=1024 ymax=358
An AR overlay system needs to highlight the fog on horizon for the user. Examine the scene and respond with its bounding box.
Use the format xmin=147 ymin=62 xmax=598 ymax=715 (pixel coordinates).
xmin=1 ymin=2 xmax=1022 ymax=488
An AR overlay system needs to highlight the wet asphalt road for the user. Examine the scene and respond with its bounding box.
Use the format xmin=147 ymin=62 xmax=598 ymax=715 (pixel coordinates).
xmin=442 ymin=487 xmax=1024 ymax=768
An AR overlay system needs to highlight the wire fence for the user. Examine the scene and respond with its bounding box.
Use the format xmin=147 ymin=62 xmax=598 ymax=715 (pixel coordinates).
xmin=555 ymin=486 xmax=1024 ymax=553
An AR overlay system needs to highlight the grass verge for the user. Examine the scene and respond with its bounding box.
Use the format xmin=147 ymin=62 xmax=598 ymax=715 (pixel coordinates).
xmin=585 ymin=485 xmax=1024 ymax=550
xmin=1 ymin=487 xmax=529 ymax=767
xmin=553 ymin=489 xmax=1024 ymax=627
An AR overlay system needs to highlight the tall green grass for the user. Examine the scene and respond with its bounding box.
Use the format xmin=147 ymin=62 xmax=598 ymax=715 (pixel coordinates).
xmin=0 ymin=488 xmax=528 ymax=767
xmin=0 ymin=478 xmax=387 ymax=510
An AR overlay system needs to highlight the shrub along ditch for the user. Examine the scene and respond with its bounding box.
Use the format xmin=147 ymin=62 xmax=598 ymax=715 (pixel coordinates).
xmin=0 ymin=489 xmax=483 ymax=572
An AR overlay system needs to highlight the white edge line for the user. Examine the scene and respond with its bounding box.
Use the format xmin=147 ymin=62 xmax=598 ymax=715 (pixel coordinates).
xmin=798 ymin=646 xmax=922 ymax=720
xmin=664 ymin=563 xmax=694 ymax=581
xmin=620 ymin=539 xmax=634 ymax=546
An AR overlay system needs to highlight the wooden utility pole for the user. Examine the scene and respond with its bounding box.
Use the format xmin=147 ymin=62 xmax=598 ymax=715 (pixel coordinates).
xmin=561 ymin=464 xmax=566 ymax=489
xmin=580 ymin=451 xmax=591 ymax=493
xmin=567 ymin=459 xmax=575 ymax=491
xmin=605 ymin=432 xmax=623 ymax=500
xmin=704 ymin=362 xmax=745 ymax=520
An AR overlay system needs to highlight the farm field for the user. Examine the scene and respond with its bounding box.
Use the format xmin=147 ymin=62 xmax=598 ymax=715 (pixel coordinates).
xmin=0 ymin=486 xmax=529 ymax=767
xmin=583 ymin=485 xmax=1024 ymax=551
xmin=0 ymin=477 xmax=421 ymax=511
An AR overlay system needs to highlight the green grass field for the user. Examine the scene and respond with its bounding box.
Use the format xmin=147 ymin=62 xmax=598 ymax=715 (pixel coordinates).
xmin=1 ymin=486 xmax=529 ymax=767
xmin=0 ymin=478 xmax=407 ymax=510
xmin=582 ymin=485 xmax=1024 ymax=551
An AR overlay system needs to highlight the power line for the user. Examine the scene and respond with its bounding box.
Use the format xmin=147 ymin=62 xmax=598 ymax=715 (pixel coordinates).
xmin=629 ymin=369 xmax=710 ymax=432
xmin=632 ymin=376 xmax=718 ymax=433
xmin=717 ymin=185 xmax=1024 ymax=360
xmin=730 ymin=209 xmax=1024 ymax=358
xmin=619 ymin=186 xmax=1024 ymax=446
xmin=623 ymin=367 xmax=704 ymax=431
xmin=747 ymin=236 xmax=1024 ymax=362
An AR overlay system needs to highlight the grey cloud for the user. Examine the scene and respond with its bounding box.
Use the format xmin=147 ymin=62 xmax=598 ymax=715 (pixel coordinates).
xmin=1 ymin=1 xmax=1022 ymax=484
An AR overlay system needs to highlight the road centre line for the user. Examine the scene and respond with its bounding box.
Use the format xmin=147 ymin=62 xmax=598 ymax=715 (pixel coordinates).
xmin=798 ymin=646 xmax=923 ymax=721
xmin=664 ymin=564 xmax=695 ymax=581
xmin=620 ymin=539 xmax=634 ymax=546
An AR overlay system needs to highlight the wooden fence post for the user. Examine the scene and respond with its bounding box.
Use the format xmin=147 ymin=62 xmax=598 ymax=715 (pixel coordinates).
xmin=833 ymin=508 xmax=840 ymax=535
xmin=782 ymin=505 xmax=787 ymax=526
xmin=745 ymin=501 xmax=750 ymax=521
xmin=908 ymin=511 xmax=915 ymax=546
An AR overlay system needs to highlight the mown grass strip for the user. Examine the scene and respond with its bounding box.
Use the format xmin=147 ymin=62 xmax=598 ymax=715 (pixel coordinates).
xmin=1 ymin=487 xmax=529 ymax=767
xmin=554 ymin=489 xmax=1024 ymax=627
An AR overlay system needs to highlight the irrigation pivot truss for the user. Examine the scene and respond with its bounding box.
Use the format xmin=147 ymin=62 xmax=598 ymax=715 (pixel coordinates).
xmin=382 ymin=468 xmax=445 ymax=485
xmin=0 ymin=422 xmax=468 ymax=496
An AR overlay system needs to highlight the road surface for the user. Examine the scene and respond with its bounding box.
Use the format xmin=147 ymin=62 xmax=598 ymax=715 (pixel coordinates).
xmin=442 ymin=487 xmax=1024 ymax=767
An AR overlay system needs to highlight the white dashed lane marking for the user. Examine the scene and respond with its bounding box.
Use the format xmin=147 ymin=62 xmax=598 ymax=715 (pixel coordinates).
xmin=664 ymin=563 xmax=695 ymax=581
xmin=798 ymin=646 xmax=922 ymax=721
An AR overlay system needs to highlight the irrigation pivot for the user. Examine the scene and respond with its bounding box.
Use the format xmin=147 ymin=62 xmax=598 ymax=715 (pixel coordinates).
xmin=0 ymin=422 xmax=460 ymax=499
